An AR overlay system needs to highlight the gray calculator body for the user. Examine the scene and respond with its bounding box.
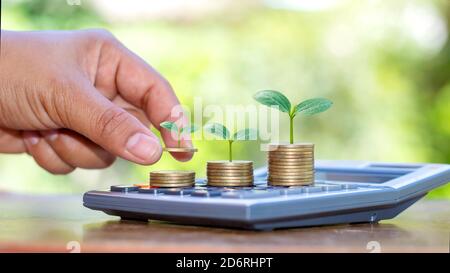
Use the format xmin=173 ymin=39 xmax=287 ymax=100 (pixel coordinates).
xmin=83 ymin=160 xmax=450 ymax=230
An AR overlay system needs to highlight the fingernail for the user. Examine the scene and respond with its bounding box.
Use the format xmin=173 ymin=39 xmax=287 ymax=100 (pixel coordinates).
xmin=42 ymin=130 xmax=58 ymax=141
xmin=126 ymin=133 xmax=162 ymax=163
xmin=24 ymin=133 xmax=40 ymax=145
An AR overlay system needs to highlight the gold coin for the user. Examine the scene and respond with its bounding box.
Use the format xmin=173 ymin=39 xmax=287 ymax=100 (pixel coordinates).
xmin=269 ymin=161 xmax=313 ymax=166
xmin=268 ymin=173 xmax=314 ymax=177
xmin=150 ymin=175 xmax=195 ymax=179
xmin=207 ymin=174 xmax=254 ymax=179
xmin=207 ymin=184 xmax=253 ymax=187
xmin=268 ymin=171 xmax=314 ymax=176
xmin=206 ymin=170 xmax=253 ymax=175
xmin=268 ymin=180 xmax=313 ymax=184
xmin=269 ymin=153 xmax=314 ymax=157
xmin=268 ymin=160 xmax=313 ymax=165
xmin=150 ymin=174 xmax=195 ymax=179
xmin=269 ymin=172 xmax=315 ymax=176
xmin=268 ymin=144 xmax=314 ymax=150
xmin=207 ymin=175 xmax=254 ymax=179
xmin=268 ymin=166 xmax=315 ymax=170
xmin=150 ymin=179 xmax=195 ymax=184
xmin=268 ymin=165 xmax=314 ymax=170
xmin=208 ymin=170 xmax=253 ymax=173
xmin=150 ymin=173 xmax=195 ymax=178
xmin=207 ymin=177 xmax=254 ymax=182
xmin=268 ymin=172 xmax=314 ymax=176
xmin=207 ymin=182 xmax=253 ymax=187
xmin=207 ymin=175 xmax=253 ymax=180
xmin=207 ymin=180 xmax=254 ymax=184
xmin=150 ymin=170 xmax=195 ymax=176
xmin=151 ymin=184 xmax=195 ymax=188
xmin=269 ymin=157 xmax=313 ymax=161
xmin=268 ymin=153 xmax=314 ymax=157
xmin=150 ymin=180 xmax=195 ymax=184
xmin=207 ymin=181 xmax=253 ymax=187
xmin=150 ymin=182 xmax=194 ymax=187
xmin=269 ymin=147 xmax=313 ymax=150
xmin=269 ymin=182 xmax=314 ymax=186
xmin=151 ymin=181 xmax=194 ymax=185
xmin=268 ymin=177 xmax=314 ymax=182
xmin=268 ymin=182 xmax=313 ymax=186
xmin=267 ymin=176 xmax=314 ymax=183
xmin=207 ymin=167 xmax=253 ymax=171
xmin=150 ymin=180 xmax=194 ymax=183
xmin=163 ymin=147 xmax=198 ymax=153
xmin=268 ymin=152 xmax=314 ymax=157
xmin=269 ymin=154 xmax=313 ymax=158
xmin=268 ymin=179 xmax=314 ymax=183
xmin=150 ymin=178 xmax=194 ymax=182
xmin=207 ymin=160 xmax=253 ymax=166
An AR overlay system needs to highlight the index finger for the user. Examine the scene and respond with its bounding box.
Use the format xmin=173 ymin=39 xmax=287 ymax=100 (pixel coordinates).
xmin=94 ymin=36 xmax=194 ymax=161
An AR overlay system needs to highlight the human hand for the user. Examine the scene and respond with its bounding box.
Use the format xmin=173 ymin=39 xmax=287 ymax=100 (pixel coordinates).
xmin=0 ymin=29 xmax=193 ymax=174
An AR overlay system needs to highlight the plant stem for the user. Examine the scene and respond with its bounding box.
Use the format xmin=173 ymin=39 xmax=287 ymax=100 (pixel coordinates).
xmin=228 ymin=140 xmax=233 ymax=162
xmin=289 ymin=115 xmax=294 ymax=144
xmin=177 ymin=131 xmax=181 ymax=148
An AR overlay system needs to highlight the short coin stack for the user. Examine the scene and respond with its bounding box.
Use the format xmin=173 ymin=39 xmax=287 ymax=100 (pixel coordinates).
xmin=207 ymin=160 xmax=254 ymax=187
xmin=267 ymin=143 xmax=315 ymax=186
xmin=149 ymin=170 xmax=195 ymax=188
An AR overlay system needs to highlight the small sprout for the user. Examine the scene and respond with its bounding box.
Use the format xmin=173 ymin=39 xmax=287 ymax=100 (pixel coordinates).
xmin=160 ymin=121 xmax=199 ymax=148
xmin=204 ymin=123 xmax=257 ymax=162
xmin=254 ymin=90 xmax=332 ymax=144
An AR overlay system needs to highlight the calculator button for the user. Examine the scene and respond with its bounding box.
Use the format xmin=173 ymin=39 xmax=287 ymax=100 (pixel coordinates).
xmin=164 ymin=188 xmax=193 ymax=196
xmin=279 ymin=187 xmax=303 ymax=195
xmin=195 ymin=179 xmax=207 ymax=185
xmin=221 ymin=190 xmax=279 ymax=199
xmin=253 ymin=179 xmax=267 ymax=185
xmin=322 ymin=185 xmax=342 ymax=192
xmin=138 ymin=188 xmax=157 ymax=194
xmin=138 ymin=188 xmax=168 ymax=194
xmin=191 ymin=190 xmax=222 ymax=197
xmin=110 ymin=185 xmax=139 ymax=193
xmin=342 ymin=184 xmax=358 ymax=190
xmin=302 ymin=186 xmax=323 ymax=193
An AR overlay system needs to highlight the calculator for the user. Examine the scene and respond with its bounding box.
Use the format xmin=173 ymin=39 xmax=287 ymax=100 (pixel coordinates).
xmin=83 ymin=160 xmax=450 ymax=230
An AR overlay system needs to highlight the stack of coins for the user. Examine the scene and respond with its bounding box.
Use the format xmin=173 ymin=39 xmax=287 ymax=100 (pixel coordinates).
xmin=267 ymin=143 xmax=314 ymax=186
xmin=149 ymin=170 xmax=195 ymax=188
xmin=207 ymin=160 xmax=254 ymax=187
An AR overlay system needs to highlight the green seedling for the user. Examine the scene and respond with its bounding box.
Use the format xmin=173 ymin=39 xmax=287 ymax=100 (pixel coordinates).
xmin=254 ymin=90 xmax=332 ymax=144
xmin=204 ymin=123 xmax=257 ymax=162
xmin=160 ymin=121 xmax=199 ymax=148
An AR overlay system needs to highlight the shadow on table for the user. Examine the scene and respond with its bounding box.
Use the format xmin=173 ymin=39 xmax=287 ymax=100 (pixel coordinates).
xmin=81 ymin=219 xmax=412 ymax=252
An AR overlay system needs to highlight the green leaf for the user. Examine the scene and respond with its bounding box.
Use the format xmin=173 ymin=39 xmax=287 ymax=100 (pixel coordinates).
xmin=204 ymin=123 xmax=230 ymax=140
xmin=160 ymin=121 xmax=178 ymax=132
xmin=253 ymin=90 xmax=291 ymax=113
xmin=181 ymin=124 xmax=199 ymax=134
xmin=232 ymin=128 xmax=258 ymax=141
xmin=293 ymin=98 xmax=333 ymax=116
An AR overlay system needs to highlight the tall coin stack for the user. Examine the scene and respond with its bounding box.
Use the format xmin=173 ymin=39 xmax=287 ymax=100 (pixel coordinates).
xmin=207 ymin=160 xmax=254 ymax=187
xmin=150 ymin=170 xmax=195 ymax=188
xmin=268 ymin=143 xmax=314 ymax=186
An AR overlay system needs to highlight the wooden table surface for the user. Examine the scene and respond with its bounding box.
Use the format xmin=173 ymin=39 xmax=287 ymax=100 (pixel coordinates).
xmin=0 ymin=192 xmax=448 ymax=253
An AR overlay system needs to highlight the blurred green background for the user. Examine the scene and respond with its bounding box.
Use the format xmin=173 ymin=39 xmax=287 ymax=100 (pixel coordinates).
xmin=1 ymin=0 xmax=449 ymax=198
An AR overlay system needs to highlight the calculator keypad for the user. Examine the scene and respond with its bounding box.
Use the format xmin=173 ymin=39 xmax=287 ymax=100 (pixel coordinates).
xmin=114 ymin=181 xmax=360 ymax=199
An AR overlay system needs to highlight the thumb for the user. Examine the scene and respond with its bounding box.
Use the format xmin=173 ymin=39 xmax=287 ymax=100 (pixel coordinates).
xmin=63 ymin=86 xmax=162 ymax=165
